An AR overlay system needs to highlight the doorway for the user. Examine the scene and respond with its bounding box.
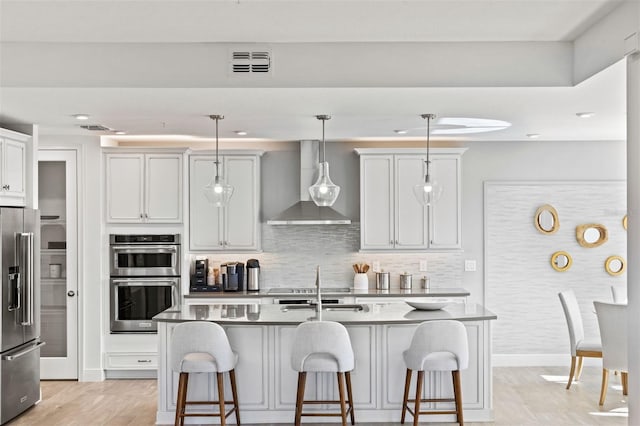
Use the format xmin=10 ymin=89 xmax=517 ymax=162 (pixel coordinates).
xmin=38 ymin=149 xmax=78 ymax=379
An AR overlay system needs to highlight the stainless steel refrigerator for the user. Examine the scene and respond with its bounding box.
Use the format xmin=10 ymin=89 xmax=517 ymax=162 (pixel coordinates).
xmin=0 ymin=208 xmax=42 ymax=425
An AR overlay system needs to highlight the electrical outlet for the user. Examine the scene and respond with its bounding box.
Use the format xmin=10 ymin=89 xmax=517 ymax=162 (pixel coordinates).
xmin=464 ymin=260 xmax=477 ymax=272
xmin=419 ymin=260 xmax=428 ymax=272
xmin=372 ymin=261 xmax=381 ymax=272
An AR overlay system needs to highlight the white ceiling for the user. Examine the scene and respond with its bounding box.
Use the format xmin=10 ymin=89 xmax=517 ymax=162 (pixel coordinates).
xmin=0 ymin=0 xmax=627 ymax=143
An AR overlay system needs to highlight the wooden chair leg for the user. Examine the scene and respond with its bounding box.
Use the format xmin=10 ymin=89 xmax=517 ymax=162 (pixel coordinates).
xmin=217 ymin=372 xmax=226 ymax=426
xmin=229 ymin=369 xmax=240 ymax=426
xmin=576 ymin=356 xmax=584 ymax=380
xmin=175 ymin=372 xmax=188 ymax=426
xmin=599 ymin=368 xmax=609 ymax=406
xmin=337 ymin=372 xmax=347 ymax=426
xmin=453 ymin=370 xmax=464 ymax=426
xmin=345 ymin=371 xmax=355 ymax=425
xmin=401 ymin=369 xmax=412 ymax=424
xmin=566 ymin=356 xmax=577 ymax=389
xmin=294 ymin=372 xmax=306 ymax=426
xmin=413 ymin=371 xmax=424 ymax=426
xmin=622 ymin=372 xmax=628 ymax=396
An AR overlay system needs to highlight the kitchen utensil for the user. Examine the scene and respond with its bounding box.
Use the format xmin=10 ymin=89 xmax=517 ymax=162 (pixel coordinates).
xmin=404 ymin=298 xmax=450 ymax=310
xmin=353 ymin=273 xmax=368 ymax=289
xmin=353 ymin=264 xmax=360 ymax=274
xmin=362 ymin=264 xmax=370 ymax=273
xmin=375 ymin=271 xmax=390 ymax=290
xmin=400 ymin=272 xmax=412 ymax=289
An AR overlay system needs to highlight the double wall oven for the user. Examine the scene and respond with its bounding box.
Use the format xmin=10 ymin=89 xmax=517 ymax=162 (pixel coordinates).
xmin=109 ymin=234 xmax=181 ymax=333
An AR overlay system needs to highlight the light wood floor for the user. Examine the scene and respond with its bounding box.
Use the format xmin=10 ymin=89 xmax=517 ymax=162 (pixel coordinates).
xmin=7 ymin=367 xmax=628 ymax=425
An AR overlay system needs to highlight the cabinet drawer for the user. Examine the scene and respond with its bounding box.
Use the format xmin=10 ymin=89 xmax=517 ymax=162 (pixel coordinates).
xmin=105 ymin=352 xmax=158 ymax=369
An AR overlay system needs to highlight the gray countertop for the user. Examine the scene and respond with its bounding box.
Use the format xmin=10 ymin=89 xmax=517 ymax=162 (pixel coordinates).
xmin=184 ymin=287 xmax=470 ymax=298
xmin=154 ymin=301 xmax=496 ymax=325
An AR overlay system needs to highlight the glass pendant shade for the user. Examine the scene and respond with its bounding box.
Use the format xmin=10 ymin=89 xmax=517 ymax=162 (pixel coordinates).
xmin=203 ymin=174 xmax=234 ymax=207
xmin=413 ymin=174 xmax=443 ymax=206
xmin=309 ymin=162 xmax=340 ymax=206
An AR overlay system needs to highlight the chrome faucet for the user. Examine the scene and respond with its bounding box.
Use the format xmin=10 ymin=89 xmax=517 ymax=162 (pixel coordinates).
xmin=315 ymin=265 xmax=322 ymax=320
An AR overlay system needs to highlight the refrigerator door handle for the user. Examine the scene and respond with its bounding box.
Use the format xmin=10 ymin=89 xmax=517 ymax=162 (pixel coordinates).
xmin=16 ymin=232 xmax=34 ymax=326
xmin=7 ymin=266 xmax=20 ymax=312
xmin=2 ymin=340 xmax=46 ymax=361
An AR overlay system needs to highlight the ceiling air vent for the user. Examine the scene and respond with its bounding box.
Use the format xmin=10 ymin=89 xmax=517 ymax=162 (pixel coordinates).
xmin=80 ymin=124 xmax=111 ymax=131
xmin=230 ymin=49 xmax=271 ymax=75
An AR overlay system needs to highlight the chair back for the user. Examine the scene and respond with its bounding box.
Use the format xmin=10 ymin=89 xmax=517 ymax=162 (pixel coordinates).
xmin=170 ymin=321 xmax=236 ymax=373
xmin=406 ymin=320 xmax=469 ymax=370
xmin=291 ymin=321 xmax=354 ymax=373
xmin=594 ymin=301 xmax=627 ymax=371
xmin=558 ymin=290 xmax=585 ymax=356
xmin=610 ymin=285 xmax=628 ymax=304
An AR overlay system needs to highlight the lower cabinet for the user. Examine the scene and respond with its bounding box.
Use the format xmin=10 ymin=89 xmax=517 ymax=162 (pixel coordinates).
xmin=104 ymin=352 xmax=158 ymax=370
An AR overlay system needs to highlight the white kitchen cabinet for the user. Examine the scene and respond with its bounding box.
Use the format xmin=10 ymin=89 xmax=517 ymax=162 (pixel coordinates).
xmin=189 ymin=152 xmax=262 ymax=252
xmin=356 ymin=148 xmax=466 ymax=251
xmin=105 ymin=152 xmax=183 ymax=223
xmin=0 ymin=128 xmax=28 ymax=207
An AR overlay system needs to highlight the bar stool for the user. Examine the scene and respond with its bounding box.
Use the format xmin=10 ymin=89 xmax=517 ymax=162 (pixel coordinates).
xmin=170 ymin=321 xmax=240 ymax=426
xmin=401 ymin=320 xmax=469 ymax=426
xmin=291 ymin=321 xmax=355 ymax=426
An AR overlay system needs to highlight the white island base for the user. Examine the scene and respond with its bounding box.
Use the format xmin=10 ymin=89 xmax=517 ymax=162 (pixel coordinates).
xmin=155 ymin=303 xmax=495 ymax=424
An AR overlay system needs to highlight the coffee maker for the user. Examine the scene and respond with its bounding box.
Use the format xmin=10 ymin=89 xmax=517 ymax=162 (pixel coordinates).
xmin=190 ymin=259 xmax=219 ymax=292
xmin=222 ymin=262 xmax=244 ymax=292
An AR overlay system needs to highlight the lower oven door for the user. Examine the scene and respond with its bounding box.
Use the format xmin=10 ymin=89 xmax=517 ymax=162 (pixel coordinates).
xmin=110 ymin=278 xmax=179 ymax=333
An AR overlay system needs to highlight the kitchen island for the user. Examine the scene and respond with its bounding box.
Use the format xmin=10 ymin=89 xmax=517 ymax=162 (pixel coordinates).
xmin=154 ymin=301 xmax=496 ymax=424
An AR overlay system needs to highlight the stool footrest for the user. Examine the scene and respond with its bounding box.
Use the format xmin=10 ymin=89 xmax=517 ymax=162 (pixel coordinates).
xmin=405 ymin=407 xmax=457 ymax=416
xmin=302 ymin=400 xmax=353 ymax=405
xmin=407 ymin=397 xmax=456 ymax=403
xmin=186 ymin=400 xmax=236 ymax=405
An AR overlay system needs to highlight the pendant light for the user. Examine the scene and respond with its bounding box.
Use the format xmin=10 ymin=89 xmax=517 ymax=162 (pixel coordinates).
xmin=203 ymin=114 xmax=234 ymax=206
xmin=413 ymin=113 xmax=443 ymax=205
xmin=309 ymin=114 xmax=341 ymax=206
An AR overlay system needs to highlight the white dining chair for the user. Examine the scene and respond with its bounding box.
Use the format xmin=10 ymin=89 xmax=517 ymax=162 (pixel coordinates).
xmin=593 ymin=301 xmax=628 ymax=406
xmin=558 ymin=290 xmax=602 ymax=389
xmin=610 ymin=284 xmax=627 ymax=304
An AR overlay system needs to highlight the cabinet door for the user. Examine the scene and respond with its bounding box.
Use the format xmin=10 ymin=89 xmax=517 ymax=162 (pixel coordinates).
xmin=189 ymin=156 xmax=223 ymax=251
xmin=2 ymin=139 xmax=26 ymax=202
xmin=395 ymin=155 xmax=428 ymax=249
xmin=224 ymin=156 xmax=259 ymax=250
xmin=106 ymin=154 xmax=144 ymax=222
xmin=145 ymin=154 xmax=182 ymax=223
xmin=429 ymin=155 xmax=461 ymax=248
xmin=360 ymin=155 xmax=394 ymax=250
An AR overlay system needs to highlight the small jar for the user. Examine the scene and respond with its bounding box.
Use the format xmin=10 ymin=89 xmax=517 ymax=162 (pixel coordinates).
xmin=400 ymin=272 xmax=412 ymax=289
xmin=421 ymin=276 xmax=430 ymax=290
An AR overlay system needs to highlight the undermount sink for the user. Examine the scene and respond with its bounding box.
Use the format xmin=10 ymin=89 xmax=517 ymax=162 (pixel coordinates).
xmin=280 ymin=304 xmax=365 ymax=312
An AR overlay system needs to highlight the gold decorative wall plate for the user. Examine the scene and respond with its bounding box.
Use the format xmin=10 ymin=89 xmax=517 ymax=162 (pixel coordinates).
xmin=575 ymin=224 xmax=608 ymax=248
xmin=534 ymin=204 xmax=559 ymax=235
xmin=550 ymin=251 xmax=572 ymax=272
xmin=605 ymin=255 xmax=626 ymax=276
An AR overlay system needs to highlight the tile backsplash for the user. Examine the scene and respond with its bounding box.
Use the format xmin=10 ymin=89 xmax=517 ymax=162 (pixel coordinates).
xmin=190 ymin=224 xmax=463 ymax=289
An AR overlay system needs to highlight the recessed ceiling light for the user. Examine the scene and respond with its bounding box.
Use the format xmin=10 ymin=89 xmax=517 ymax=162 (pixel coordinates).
xmin=576 ymin=112 xmax=595 ymax=118
xmin=73 ymin=114 xmax=90 ymax=120
xmin=234 ymin=130 xmax=248 ymax=136
xmin=526 ymin=133 xmax=541 ymax=139
xmin=114 ymin=130 xmax=127 ymax=135
xmin=394 ymin=129 xmax=408 ymax=135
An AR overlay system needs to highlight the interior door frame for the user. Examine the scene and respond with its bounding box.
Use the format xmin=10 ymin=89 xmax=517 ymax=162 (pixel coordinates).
xmin=38 ymin=148 xmax=79 ymax=379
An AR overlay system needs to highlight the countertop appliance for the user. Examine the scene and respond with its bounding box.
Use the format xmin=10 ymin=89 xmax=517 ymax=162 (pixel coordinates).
xmin=109 ymin=234 xmax=181 ymax=333
xmin=0 ymin=207 xmax=44 ymax=425
xmin=222 ymin=262 xmax=244 ymax=292
xmin=246 ymin=259 xmax=260 ymax=291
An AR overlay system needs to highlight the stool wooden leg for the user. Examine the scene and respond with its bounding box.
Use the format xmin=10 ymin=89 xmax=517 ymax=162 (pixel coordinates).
xmin=217 ymin=372 xmax=226 ymax=426
xmin=229 ymin=369 xmax=240 ymax=426
xmin=337 ymin=372 xmax=347 ymax=426
xmin=413 ymin=371 xmax=424 ymax=426
xmin=622 ymin=371 xmax=628 ymax=396
xmin=345 ymin=371 xmax=355 ymax=425
xmin=295 ymin=372 xmax=306 ymax=426
xmin=599 ymin=368 xmax=609 ymax=406
xmin=175 ymin=372 xmax=188 ymax=426
xmin=576 ymin=356 xmax=584 ymax=380
xmin=401 ymin=369 xmax=412 ymax=424
xmin=453 ymin=370 xmax=464 ymax=426
xmin=566 ymin=356 xmax=577 ymax=389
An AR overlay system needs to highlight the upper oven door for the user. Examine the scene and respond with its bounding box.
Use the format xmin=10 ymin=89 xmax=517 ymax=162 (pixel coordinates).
xmin=110 ymin=244 xmax=180 ymax=277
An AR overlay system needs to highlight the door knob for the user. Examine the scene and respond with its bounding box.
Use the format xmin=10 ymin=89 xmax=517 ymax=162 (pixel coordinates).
xmin=67 ymin=290 xmax=75 ymax=297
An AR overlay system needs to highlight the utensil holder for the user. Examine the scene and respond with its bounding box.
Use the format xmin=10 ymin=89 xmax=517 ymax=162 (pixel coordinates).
xmin=353 ymin=273 xmax=368 ymax=290
xmin=376 ymin=272 xmax=390 ymax=290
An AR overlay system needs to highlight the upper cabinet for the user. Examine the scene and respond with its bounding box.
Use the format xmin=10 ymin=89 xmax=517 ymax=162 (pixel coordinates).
xmin=0 ymin=128 xmax=28 ymax=207
xmin=189 ymin=152 xmax=262 ymax=252
xmin=106 ymin=152 xmax=183 ymax=223
xmin=355 ymin=148 xmax=466 ymax=251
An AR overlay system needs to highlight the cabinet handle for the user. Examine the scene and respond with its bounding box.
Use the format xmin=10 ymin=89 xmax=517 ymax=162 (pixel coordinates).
xmin=139 ymin=213 xmax=144 ymax=219
xmin=2 ymin=185 xmax=8 ymax=190
xmin=144 ymin=213 xmax=148 ymax=219
xmin=5 ymin=185 xmax=9 ymax=190
xmin=390 ymin=241 xmax=394 ymax=245
xmin=395 ymin=240 xmax=399 ymax=245
xmin=219 ymin=241 xmax=223 ymax=246
xmin=137 ymin=359 xmax=152 ymax=363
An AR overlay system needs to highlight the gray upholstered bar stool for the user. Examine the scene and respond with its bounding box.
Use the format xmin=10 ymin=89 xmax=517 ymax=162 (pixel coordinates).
xmin=401 ymin=320 xmax=469 ymax=426
xmin=291 ymin=321 xmax=355 ymax=426
xmin=170 ymin=321 xmax=240 ymax=426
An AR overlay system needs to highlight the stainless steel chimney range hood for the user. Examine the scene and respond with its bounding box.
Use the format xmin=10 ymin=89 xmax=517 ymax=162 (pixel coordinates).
xmin=267 ymin=141 xmax=351 ymax=225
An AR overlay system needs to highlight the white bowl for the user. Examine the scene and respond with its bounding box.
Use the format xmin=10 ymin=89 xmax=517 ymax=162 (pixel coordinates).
xmin=405 ymin=298 xmax=450 ymax=311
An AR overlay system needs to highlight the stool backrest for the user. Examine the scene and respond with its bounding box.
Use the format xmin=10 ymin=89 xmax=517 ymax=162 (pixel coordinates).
xmin=408 ymin=320 xmax=469 ymax=370
xmin=291 ymin=321 xmax=354 ymax=372
xmin=170 ymin=321 xmax=235 ymax=372
xmin=558 ymin=290 xmax=585 ymax=356
xmin=594 ymin=301 xmax=627 ymax=372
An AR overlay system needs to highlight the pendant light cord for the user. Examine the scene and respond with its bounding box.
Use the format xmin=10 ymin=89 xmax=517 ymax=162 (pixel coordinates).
xmin=322 ymin=118 xmax=326 ymax=164
xmin=210 ymin=114 xmax=224 ymax=178
xmin=421 ymin=113 xmax=435 ymax=180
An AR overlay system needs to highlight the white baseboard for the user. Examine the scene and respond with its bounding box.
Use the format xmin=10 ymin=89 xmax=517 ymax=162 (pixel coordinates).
xmin=493 ymin=354 xmax=602 ymax=367
xmin=105 ymin=369 xmax=157 ymax=379
xmin=80 ymin=368 xmax=105 ymax=382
